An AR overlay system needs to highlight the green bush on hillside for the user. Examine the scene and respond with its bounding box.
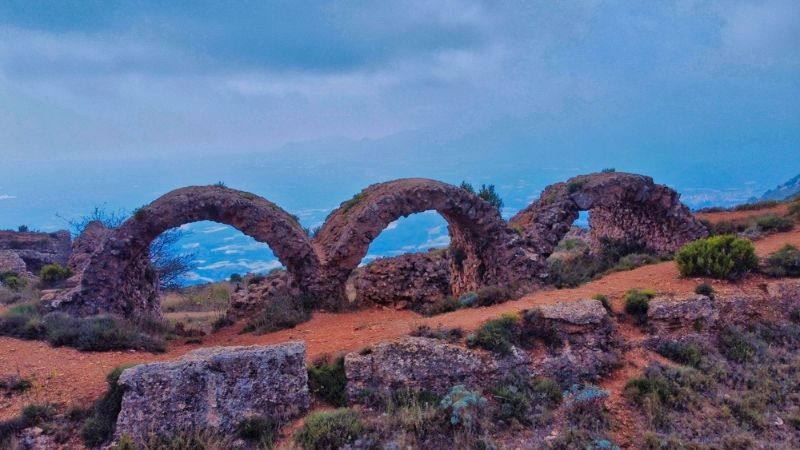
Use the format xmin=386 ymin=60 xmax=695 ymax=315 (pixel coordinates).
xmin=675 ymin=235 xmax=758 ymax=280
xmin=307 ymin=356 xmax=348 ymax=407
xmin=294 ymin=408 xmax=363 ymax=450
xmin=761 ymin=244 xmax=800 ymax=278
xmin=39 ymin=263 xmax=72 ymax=287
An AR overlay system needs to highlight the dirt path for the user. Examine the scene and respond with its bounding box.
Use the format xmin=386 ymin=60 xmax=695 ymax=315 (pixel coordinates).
xmin=2 ymin=222 xmax=799 ymax=428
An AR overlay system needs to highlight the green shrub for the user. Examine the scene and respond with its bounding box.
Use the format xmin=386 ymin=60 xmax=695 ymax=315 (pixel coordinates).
xmin=81 ymin=365 xmax=133 ymax=447
xmin=474 ymin=284 xmax=514 ymax=306
xmin=0 ymin=374 xmax=32 ymax=393
xmin=732 ymin=200 xmax=781 ymax=211
xmin=44 ymin=313 xmax=165 ymax=352
xmin=694 ymin=282 xmax=715 ymax=297
xmin=236 ymin=415 xmax=278 ymax=445
xmin=229 ymin=273 xmax=242 ymax=283
xmin=675 ymin=235 xmax=758 ymax=280
xmin=656 ymin=341 xmax=704 ymax=367
xmin=243 ymin=295 xmax=311 ymax=334
xmin=592 ymin=294 xmax=614 ymax=315
xmin=624 ymin=289 xmax=656 ymax=321
xmin=294 ymin=408 xmax=363 ymax=450
xmin=439 ymin=385 xmax=487 ymax=432
xmin=608 ymin=253 xmax=661 ymax=273
xmin=307 ymin=356 xmax=348 ymax=407
xmin=761 ymin=244 xmax=800 ymax=278
xmin=467 ymin=313 xmax=519 ymax=354
xmin=0 ymin=303 xmax=46 ymax=339
xmin=419 ymin=296 xmax=461 ymax=316
xmin=753 ymin=214 xmax=793 ymax=232
xmin=460 ymin=182 xmax=504 ymax=209
xmin=0 ymin=272 xmax=26 ymax=291
xmin=409 ymin=325 xmax=464 ymax=343
xmin=718 ymin=327 xmax=756 ymax=363
xmin=39 ymin=263 xmax=72 ymax=287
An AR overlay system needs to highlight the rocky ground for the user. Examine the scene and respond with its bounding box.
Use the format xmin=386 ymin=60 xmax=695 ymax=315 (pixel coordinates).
xmin=1 ymin=207 xmax=800 ymax=448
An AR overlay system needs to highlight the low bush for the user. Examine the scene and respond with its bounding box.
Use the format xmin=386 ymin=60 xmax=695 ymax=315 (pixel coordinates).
xmin=732 ymin=200 xmax=781 ymax=211
xmin=419 ymin=296 xmax=461 ymax=316
xmin=624 ymin=289 xmax=656 ymax=323
xmin=563 ymin=385 xmax=610 ymax=432
xmin=625 ymin=364 xmax=712 ymax=429
xmin=694 ymin=282 xmax=715 ymax=297
xmin=134 ymin=429 xmax=236 ymax=450
xmin=294 ymin=408 xmax=363 ymax=450
xmin=44 ymin=313 xmax=165 ymax=352
xmin=409 ymin=325 xmax=464 ymax=343
xmin=467 ymin=313 xmax=519 ymax=354
xmin=675 ymin=235 xmax=758 ymax=280
xmin=1 ymin=403 xmax=57 ymax=446
xmin=0 ymin=305 xmax=165 ymax=352
xmin=655 ymin=341 xmax=704 ymax=367
xmin=439 ymin=385 xmax=487 ymax=432
xmin=236 ymin=415 xmax=279 ymax=446
xmin=81 ymin=365 xmax=131 ymax=447
xmin=608 ymin=253 xmax=661 ymax=273
xmin=243 ymin=295 xmax=311 ymax=334
xmin=489 ymin=372 xmax=562 ymax=427
xmin=592 ymin=294 xmax=613 ymax=315
xmin=753 ymin=214 xmax=793 ymax=233
xmin=788 ymin=201 xmax=800 ymax=218
xmin=39 ymin=263 xmax=72 ymax=287
xmin=307 ymin=355 xmax=348 ymax=407
xmin=0 ymin=374 xmax=33 ymax=393
xmin=718 ymin=326 xmax=757 ymax=363
xmin=0 ymin=272 xmax=26 ymax=291
xmin=474 ymin=284 xmax=514 ymax=306
xmin=761 ymin=244 xmax=800 ymax=278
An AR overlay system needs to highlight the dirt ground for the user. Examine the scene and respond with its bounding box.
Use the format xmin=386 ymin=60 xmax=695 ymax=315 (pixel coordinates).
xmin=2 ymin=210 xmax=799 ymax=448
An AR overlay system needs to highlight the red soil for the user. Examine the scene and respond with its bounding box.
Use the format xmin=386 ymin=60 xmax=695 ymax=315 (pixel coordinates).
xmin=2 ymin=211 xmax=799 ymax=448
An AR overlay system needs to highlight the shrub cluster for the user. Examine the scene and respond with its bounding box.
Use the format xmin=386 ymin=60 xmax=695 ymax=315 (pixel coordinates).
xmin=39 ymin=263 xmax=72 ymax=287
xmin=675 ymin=235 xmax=758 ymax=280
xmin=466 ymin=313 xmax=520 ymax=354
xmin=0 ymin=272 xmax=26 ymax=291
xmin=624 ymin=288 xmax=657 ymax=323
xmin=81 ymin=365 xmax=131 ymax=447
xmin=294 ymin=408 xmax=363 ymax=450
xmin=761 ymin=244 xmax=800 ymax=278
xmin=0 ymin=403 xmax=57 ymax=446
xmin=307 ymin=355 xmax=348 ymax=407
xmin=243 ymin=294 xmax=313 ymax=334
xmin=0 ymin=304 xmax=164 ymax=352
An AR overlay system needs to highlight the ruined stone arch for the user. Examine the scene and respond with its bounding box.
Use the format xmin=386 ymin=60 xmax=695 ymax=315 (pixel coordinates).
xmin=312 ymin=178 xmax=515 ymax=300
xmin=509 ymin=172 xmax=708 ymax=260
xmin=59 ymin=185 xmax=321 ymax=317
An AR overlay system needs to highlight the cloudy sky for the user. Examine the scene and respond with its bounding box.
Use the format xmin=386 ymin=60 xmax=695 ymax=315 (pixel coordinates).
xmin=1 ymin=1 xmax=799 ymax=281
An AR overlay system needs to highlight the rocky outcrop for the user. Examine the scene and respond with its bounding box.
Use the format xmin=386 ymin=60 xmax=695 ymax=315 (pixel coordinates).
xmin=115 ymin=342 xmax=310 ymax=441
xmin=647 ymin=295 xmax=718 ymax=333
xmin=526 ymin=299 xmax=623 ymax=386
xmin=351 ymin=251 xmax=451 ymax=309
xmin=0 ymin=229 xmax=71 ymax=274
xmin=0 ymin=250 xmax=31 ymax=278
xmin=344 ymin=336 xmax=530 ymax=402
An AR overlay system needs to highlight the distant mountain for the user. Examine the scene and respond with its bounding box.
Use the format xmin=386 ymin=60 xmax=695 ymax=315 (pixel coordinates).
xmin=760 ymin=174 xmax=800 ymax=201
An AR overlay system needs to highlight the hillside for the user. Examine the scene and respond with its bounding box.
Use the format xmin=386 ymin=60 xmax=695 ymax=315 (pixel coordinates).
xmin=760 ymin=173 xmax=800 ymax=201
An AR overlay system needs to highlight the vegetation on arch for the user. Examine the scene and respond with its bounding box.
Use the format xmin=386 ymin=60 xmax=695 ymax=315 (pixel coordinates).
xmin=460 ymin=181 xmax=504 ymax=209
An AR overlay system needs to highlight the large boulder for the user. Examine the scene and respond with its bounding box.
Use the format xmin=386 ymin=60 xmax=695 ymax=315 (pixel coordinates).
xmin=526 ymin=299 xmax=622 ymax=386
xmin=647 ymin=295 xmax=718 ymax=333
xmin=115 ymin=342 xmax=310 ymax=440
xmin=344 ymin=336 xmax=529 ymax=402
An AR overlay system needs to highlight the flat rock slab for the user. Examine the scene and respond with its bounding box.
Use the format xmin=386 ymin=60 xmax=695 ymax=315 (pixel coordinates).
xmin=115 ymin=342 xmax=310 ymax=440
xmin=538 ymin=298 xmax=607 ymax=325
xmin=344 ymin=336 xmax=529 ymax=402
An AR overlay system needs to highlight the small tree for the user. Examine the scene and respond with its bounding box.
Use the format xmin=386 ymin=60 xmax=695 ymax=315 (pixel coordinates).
xmin=17 ymin=225 xmax=29 ymax=232
xmin=460 ymin=181 xmax=504 ymax=209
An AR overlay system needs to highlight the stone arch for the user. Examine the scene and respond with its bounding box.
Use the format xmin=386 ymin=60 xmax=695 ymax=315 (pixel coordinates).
xmin=509 ymin=172 xmax=708 ymax=259
xmin=313 ymin=179 xmax=515 ymax=300
xmin=59 ymin=185 xmax=321 ymax=318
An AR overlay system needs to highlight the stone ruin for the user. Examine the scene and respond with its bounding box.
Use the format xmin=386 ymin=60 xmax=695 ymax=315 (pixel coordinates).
xmin=47 ymin=172 xmax=707 ymax=318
